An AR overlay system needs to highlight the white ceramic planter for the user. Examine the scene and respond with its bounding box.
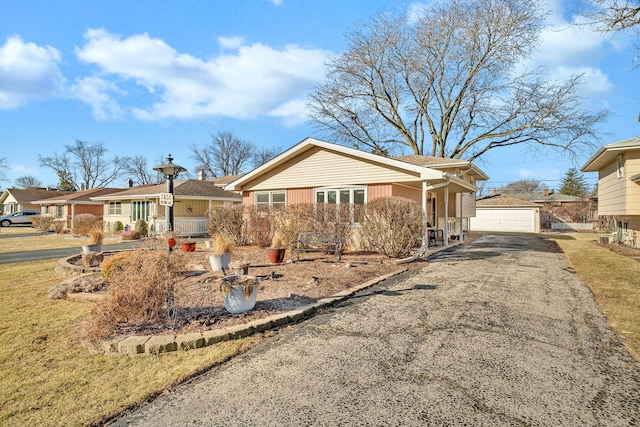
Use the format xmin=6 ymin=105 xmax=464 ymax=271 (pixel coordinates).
xmin=209 ymin=253 xmax=231 ymax=273
xmin=222 ymin=280 xmax=260 ymax=314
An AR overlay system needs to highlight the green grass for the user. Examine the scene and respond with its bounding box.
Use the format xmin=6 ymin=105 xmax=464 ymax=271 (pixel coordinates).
xmin=0 ymin=260 xmax=263 ymax=427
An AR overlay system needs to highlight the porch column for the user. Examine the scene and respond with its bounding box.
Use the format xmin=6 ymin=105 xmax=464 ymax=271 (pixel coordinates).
xmin=70 ymin=203 xmax=76 ymax=230
xmin=422 ymin=181 xmax=428 ymax=249
xmin=444 ymin=186 xmax=449 ymax=246
xmin=458 ymin=193 xmax=464 ymax=243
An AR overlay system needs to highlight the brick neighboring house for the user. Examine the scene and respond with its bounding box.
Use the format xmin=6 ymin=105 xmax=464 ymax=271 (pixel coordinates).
xmin=32 ymin=187 xmax=125 ymax=228
xmin=0 ymin=187 xmax=69 ymax=214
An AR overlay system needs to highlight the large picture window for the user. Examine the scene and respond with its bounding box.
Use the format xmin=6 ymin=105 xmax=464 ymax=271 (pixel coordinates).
xmin=314 ymin=187 xmax=366 ymax=223
xmin=255 ymin=191 xmax=286 ymax=211
xmin=132 ymin=201 xmax=150 ymax=222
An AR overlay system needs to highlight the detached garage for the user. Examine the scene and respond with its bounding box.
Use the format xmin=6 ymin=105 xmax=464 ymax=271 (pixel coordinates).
xmin=470 ymin=195 xmax=541 ymax=233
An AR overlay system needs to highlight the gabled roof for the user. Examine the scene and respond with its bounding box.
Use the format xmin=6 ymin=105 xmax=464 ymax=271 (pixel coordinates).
xmin=393 ymin=155 xmax=490 ymax=180
xmin=32 ymin=187 xmax=125 ymax=204
xmin=476 ymin=195 xmax=540 ymax=208
xmin=225 ymin=137 xmax=484 ymax=192
xmin=504 ymin=191 xmax=585 ymax=203
xmin=581 ymin=136 xmax=640 ymax=172
xmin=0 ymin=188 xmax=69 ymax=204
xmin=91 ymin=180 xmax=241 ymax=201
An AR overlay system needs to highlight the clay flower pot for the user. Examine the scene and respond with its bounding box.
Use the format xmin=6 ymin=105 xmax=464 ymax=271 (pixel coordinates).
xmin=267 ymin=248 xmax=285 ymax=264
xmin=181 ymin=241 xmax=196 ymax=252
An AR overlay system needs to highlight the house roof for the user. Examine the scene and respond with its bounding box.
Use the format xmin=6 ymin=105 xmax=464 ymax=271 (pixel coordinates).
xmin=476 ymin=195 xmax=540 ymax=208
xmin=91 ymin=179 xmax=242 ymax=201
xmin=32 ymin=187 xmax=125 ymax=204
xmin=581 ymin=136 xmax=640 ymax=172
xmin=393 ymin=155 xmax=490 ymax=180
xmin=211 ymin=174 xmax=245 ymax=187
xmin=0 ymin=188 xmax=69 ymax=205
xmin=225 ymin=137 xmax=484 ymax=193
xmin=503 ymin=191 xmax=585 ymax=203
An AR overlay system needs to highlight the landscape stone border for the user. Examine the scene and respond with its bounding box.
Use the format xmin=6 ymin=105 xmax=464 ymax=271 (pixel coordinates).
xmin=97 ymin=268 xmax=408 ymax=356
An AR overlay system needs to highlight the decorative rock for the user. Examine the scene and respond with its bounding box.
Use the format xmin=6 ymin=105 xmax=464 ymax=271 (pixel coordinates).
xmin=145 ymin=335 xmax=177 ymax=354
xmin=118 ymin=336 xmax=151 ymax=354
xmin=202 ymin=329 xmax=230 ymax=346
xmin=176 ymin=333 xmax=204 ymax=350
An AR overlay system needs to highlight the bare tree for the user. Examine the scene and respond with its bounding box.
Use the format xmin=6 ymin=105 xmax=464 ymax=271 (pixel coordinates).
xmin=14 ymin=175 xmax=42 ymax=189
xmin=38 ymin=140 xmax=128 ymax=190
xmin=190 ymin=131 xmax=253 ymax=177
xmin=0 ymin=157 xmax=7 ymax=184
xmin=123 ymin=155 xmax=167 ymax=185
xmin=579 ymin=0 xmax=640 ymax=32
xmin=500 ymin=179 xmax=543 ymax=193
xmin=308 ymin=0 xmax=610 ymax=162
xmin=252 ymin=146 xmax=282 ymax=168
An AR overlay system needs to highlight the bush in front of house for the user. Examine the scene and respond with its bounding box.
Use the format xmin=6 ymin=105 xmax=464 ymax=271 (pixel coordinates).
xmin=89 ymin=249 xmax=188 ymax=338
xmin=72 ymin=214 xmax=102 ymax=236
xmin=360 ymin=197 xmax=423 ymax=258
xmin=205 ymin=205 xmax=248 ymax=246
xmin=134 ymin=219 xmax=148 ymax=236
xmin=31 ymin=215 xmax=54 ymax=232
xmin=113 ymin=221 xmax=124 ymax=233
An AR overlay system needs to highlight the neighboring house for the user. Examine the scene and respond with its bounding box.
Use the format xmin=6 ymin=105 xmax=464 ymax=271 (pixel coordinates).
xmin=0 ymin=188 xmax=68 ymax=215
xmin=32 ymin=187 xmax=124 ymax=228
xmin=498 ymin=189 xmax=596 ymax=230
xmin=581 ymin=136 xmax=640 ymax=247
xmin=91 ymin=179 xmax=242 ymax=235
xmin=470 ymin=194 xmax=541 ymax=233
xmin=225 ymin=137 xmax=488 ymax=245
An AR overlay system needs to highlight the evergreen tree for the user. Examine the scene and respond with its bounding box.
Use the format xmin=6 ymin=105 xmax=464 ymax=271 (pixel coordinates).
xmin=559 ymin=168 xmax=589 ymax=197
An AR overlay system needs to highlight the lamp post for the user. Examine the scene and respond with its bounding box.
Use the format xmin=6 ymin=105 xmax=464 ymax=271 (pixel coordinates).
xmin=153 ymin=155 xmax=186 ymax=249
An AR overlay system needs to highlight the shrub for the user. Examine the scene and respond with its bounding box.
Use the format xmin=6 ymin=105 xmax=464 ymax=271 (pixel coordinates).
xmin=134 ymin=219 xmax=148 ymax=236
xmin=52 ymin=220 xmax=66 ymax=234
xmin=113 ymin=221 xmax=124 ymax=233
xmin=89 ymin=249 xmax=186 ymax=338
xmin=360 ymin=197 xmax=423 ymax=258
xmin=212 ymin=234 xmax=234 ymax=256
xmin=246 ymin=209 xmax=273 ymax=247
xmin=121 ymin=230 xmax=141 ymax=240
xmin=31 ymin=216 xmax=54 ymax=232
xmin=205 ymin=205 xmax=248 ymax=246
xmin=89 ymin=228 xmax=103 ymax=245
xmin=72 ymin=214 xmax=101 ymax=236
xmin=100 ymin=251 xmax=132 ymax=279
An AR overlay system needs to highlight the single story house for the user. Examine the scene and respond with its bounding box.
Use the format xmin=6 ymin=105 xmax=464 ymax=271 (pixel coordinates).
xmin=91 ymin=179 xmax=242 ymax=235
xmin=0 ymin=188 xmax=69 ymax=214
xmin=225 ymin=137 xmax=488 ymax=246
xmin=32 ymin=187 xmax=124 ymax=228
xmin=470 ymin=194 xmax=541 ymax=233
xmin=581 ymin=136 xmax=640 ymax=247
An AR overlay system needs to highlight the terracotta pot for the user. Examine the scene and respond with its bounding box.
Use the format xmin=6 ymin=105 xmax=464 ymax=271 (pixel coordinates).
xmin=267 ymin=248 xmax=286 ymax=264
xmin=181 ymin=242 xmax=196 ymax=252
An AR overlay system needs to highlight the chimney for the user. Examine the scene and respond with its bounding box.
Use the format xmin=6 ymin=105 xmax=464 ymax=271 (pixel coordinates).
xmin=127 ymin=178 xmax=133 ymax=188
xmin=492 ymin=188 xmax=497 ymax=195
xmin=544 ymin=188 xmax=549 ymax=196
xmin=198 ymin=169 xmax=206 ymax=181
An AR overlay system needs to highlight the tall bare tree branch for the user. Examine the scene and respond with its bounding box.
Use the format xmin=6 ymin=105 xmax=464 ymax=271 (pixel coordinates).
xmin=308 ymin=0 xmax=610 ymax=161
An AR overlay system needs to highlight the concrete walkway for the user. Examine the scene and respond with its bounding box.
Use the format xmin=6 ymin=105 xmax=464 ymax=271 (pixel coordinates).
xmin=112 ymin=233 xmax=640 ymax=426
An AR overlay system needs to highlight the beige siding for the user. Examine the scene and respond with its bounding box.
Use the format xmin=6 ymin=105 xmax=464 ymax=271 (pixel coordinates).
xmin=287 ymin=188 xmax=313 ymax=204
xmin=242 ymin=146 xmax=421 ymax=190
xmin=598 ymin=157 xmax=632 ymax=215
xmin=243 ymin=191 xmax=254 ymax=206
xmin=456 ymin=193 xmax=477 ymax=217
xmin=625 ymin=152 xmax=640 ymax=214
xmin=174 ymin=199 xmax=210 ymax=217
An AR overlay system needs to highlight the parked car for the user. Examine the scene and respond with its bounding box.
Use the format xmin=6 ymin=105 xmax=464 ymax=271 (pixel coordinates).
xmin=0 ymin=210 xmax=41 ymax=227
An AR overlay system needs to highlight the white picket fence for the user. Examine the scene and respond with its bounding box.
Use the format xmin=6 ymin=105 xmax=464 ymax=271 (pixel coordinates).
xmin=152 ymin=219 xmax=207 ymax=236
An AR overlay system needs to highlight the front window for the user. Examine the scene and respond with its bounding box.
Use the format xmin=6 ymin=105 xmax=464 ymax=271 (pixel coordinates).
xmin=55 ymin=205 xmax=64 ymax=217
xmin=255 ymin=191 xmax=286 ymax=211
xmin=132 ymin=200 xmax=150 ymax=222
xmin=314 ymin=187 xmax=366 ymax=223
xmin=44 ymin=205 xmax=50 ymax=215
xmin=108 ymin=202 xmax=122 ymax=216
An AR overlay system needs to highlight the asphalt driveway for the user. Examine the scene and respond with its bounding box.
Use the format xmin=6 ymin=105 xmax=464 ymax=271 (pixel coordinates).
xmin=112 ymin=233 xmax=640 ymax=426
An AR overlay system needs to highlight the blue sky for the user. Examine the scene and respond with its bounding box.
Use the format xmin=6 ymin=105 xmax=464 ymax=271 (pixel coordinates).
xmin=0 ymin=0 xmax=638 ymax=191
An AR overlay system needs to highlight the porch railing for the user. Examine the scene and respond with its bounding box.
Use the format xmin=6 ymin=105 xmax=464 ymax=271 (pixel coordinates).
xmin=151 ymin=219 xmax=207 ymax=236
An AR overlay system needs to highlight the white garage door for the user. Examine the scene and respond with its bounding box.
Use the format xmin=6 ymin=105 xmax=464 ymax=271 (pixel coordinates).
xmin=470 ymin=208 xmax=537 ymax=233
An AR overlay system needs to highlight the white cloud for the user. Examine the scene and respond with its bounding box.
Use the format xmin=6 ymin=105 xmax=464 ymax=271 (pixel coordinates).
xmin=0 ymin=36 xmax=65 ymax=110
xmin=74 ymin=29 xmax=329 ymax=124
xmin=270 ymin=0 xmax=284 ymax=6
xmin=69 ymin=76 xmax=125 ymax=120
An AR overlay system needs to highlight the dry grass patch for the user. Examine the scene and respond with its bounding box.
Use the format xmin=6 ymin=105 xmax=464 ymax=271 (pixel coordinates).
xmin=545 ymin=233 xmax=640 ymax=360
xmin=0 ymin=260 xmax=263 ymax=427
xmin=0 ymin=233 xmax=119 ymax=254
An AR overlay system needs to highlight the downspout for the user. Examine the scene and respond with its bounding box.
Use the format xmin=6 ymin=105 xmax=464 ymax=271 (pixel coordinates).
xmin=396 ymin=174 xmax=451 ymax=264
